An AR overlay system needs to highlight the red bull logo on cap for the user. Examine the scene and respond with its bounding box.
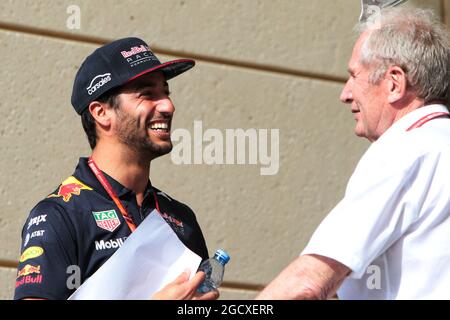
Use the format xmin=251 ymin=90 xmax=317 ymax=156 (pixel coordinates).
xmin=48 ymin=176 xmax=93 ymax=202
xmin=121 ymin=45 xmax=150 ymax=58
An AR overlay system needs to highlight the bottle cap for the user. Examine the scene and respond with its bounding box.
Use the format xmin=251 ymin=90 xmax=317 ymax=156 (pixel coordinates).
xmin=214 ymin=249 xmax=230 ymax=264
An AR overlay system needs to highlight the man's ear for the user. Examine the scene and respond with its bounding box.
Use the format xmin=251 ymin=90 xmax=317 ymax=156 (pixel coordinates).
xmin=88 ymin=101 xmax=112 ymax=129
xmin=386 ymin=66 xmax=408 ymax=104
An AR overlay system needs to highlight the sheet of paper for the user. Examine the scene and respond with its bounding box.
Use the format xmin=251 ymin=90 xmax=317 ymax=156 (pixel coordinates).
xmin=68 ymin=209 xmax=202 ymax=300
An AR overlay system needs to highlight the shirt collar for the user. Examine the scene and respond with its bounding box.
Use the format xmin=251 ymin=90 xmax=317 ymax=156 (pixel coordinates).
xmin=73 ymin=157 xmax=153 ymax=199
xmin=376 ymin=104 xmax=449 ymax=144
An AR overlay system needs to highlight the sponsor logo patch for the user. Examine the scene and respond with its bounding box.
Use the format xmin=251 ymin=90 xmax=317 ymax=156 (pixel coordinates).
xmin=160 ymin=212 xmax=185 ymax=235
xmin=120 ymin=45 xmax=150 ymax=58
xmin=160 ymin=212 xmax=184 ymax=228
xmin=86 ymin=73 xmax=112 ymax=95
xmin=31 ymin=230 xmax=45 ymax=238
xmin=23 ymin=233 xmax=30 ymax=247
xmin=24 ymin=230 xmax=46 ymax=246
xmin=95 ymin=237 xmax=127 ymax=251
xmin=27 ymin=214 xmax=47 ymax=230
xmin=19 ymin=246 xmax=44 ymax=263
xmin=48 ymin=176 xmax=93 ymax=202
xmin=120 ymin=45 xmax=158 ymax=67
xmin=92 ymin=210 xmax=121 ymax=232
xmin=17 ymin=264 xmax=41 ymax=279
xmin=15 ymin=274 xmax=43 ymax=288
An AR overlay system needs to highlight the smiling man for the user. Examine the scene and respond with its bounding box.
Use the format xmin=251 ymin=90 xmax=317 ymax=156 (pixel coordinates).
xmin=257 ymin=7 xmax=450 ymax=300
xmin=14 ymin=37 xmax=216 ymax=300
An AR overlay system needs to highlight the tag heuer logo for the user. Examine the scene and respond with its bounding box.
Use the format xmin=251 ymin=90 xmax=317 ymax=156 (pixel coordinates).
xmin=92 ymin=210 xmax=121 ymax=232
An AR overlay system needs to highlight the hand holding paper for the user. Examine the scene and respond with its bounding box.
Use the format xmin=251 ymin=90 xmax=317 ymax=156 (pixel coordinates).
xmin=69 ymin=209 xmax=206 ymax=300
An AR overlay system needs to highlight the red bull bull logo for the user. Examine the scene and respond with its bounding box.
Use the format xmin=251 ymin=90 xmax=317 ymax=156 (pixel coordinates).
xmin=48 ymin=176 xmax=93 ymax=202
xmin=16 ymin=264 xmax=43 ymax=288
xmin=17 ymin=264 xmax=41 ymax=278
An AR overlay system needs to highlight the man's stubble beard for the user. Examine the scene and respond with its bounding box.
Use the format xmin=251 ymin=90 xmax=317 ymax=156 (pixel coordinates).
xmin=114 ymin=109 xmax=173 ymax=160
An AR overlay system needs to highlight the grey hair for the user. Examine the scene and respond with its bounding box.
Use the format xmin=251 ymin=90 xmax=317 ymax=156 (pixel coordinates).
xmin=356 ymin=7 xmax=450 ymax=104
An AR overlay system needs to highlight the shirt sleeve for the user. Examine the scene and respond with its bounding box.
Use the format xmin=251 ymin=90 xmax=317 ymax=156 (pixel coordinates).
xmin=302 ymin=149 xmax=433 ymax=279
xmin=14 ymin=200 xmax=78 ymax=300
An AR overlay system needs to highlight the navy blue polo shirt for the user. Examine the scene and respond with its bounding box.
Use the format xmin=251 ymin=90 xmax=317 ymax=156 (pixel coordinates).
xmin=14 ymin=157 xmax=209 ymax=300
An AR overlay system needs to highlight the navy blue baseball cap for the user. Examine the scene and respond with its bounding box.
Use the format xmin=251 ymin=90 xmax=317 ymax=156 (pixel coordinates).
xmin=71 ymin=37 xmax=195 ymax=115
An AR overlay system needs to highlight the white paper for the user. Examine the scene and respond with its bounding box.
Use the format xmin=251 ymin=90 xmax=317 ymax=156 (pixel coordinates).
xmin=68 ymin=209 xmax=202 ymax=300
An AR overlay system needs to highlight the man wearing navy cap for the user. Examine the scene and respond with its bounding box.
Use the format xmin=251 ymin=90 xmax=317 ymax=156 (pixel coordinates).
xmin=14 ymin=37 xmax=216 ymax=300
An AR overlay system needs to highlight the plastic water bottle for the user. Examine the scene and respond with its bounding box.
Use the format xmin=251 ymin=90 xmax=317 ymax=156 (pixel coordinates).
xmin=197 ymin=249 xmax=230 ymax=293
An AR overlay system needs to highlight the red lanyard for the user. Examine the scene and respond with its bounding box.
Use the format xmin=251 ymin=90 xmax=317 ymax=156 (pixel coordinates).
xmin=87 ymin=157 xmax=160 ymax=233
xmin=406 ymin=112 xmax=450 ymax=131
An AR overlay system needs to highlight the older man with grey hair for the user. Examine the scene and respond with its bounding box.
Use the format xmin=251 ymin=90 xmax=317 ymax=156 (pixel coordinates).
xmin=257 ymin=7 xmax=450 ymax=300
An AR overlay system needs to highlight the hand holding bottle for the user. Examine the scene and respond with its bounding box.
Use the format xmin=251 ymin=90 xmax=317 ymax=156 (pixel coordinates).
xmin=152 ymin=269 xmax=219 ymax=300
xmin=197 ymin=249 xmax=231 ymax=294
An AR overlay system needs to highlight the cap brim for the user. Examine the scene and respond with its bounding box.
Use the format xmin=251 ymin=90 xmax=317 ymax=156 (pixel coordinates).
xmin=127 ymin=59 xmax=195 ymax=83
